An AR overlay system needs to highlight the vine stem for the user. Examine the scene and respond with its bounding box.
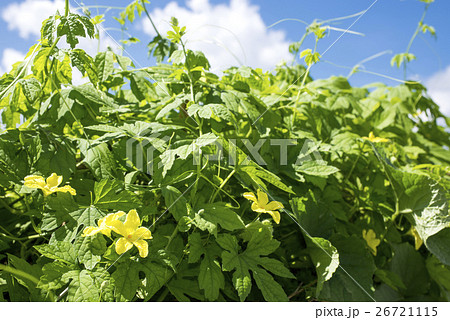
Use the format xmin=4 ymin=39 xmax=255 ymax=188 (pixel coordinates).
xmin=0 ymin=264 xmax=55 ymax=302
xmin=345 ymin=141 xmax=365 ymax=182
xmin=403 ymin=3 xmax=430 ymax=79
xmin=288 ymin=279 xmax=318 ymax=300
xmin=209 ymin=168 xmax=236 ymax=203
xmin=164 ymin=228 xmax=178 ymax=251
xmin=292 ymin=33 xmax=307 ymax=66
xmin=141 ymin=0 xmax=161 ymax=37
xmin=65 ymin=0 xmax=69 ymax=16
xmin=0 ymin=231 xmax=50 ymax=241
xmin=179 ymin=38 xmax=196 ymax=103
xmin=0 ymin=264 xmax=40 ymax=285
xmin=295 ymin=37 xmax=318 ymax=108
xmin=0 ymin=198 xmax=20 ymax=215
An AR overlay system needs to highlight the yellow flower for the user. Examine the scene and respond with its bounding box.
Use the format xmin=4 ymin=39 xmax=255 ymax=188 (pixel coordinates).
xmin=24 ymin=173 xmax=76 ymax=197
xmin=362 ymin=229 xmax=381 ymax=256
xmin=82 ymin=211 xmax=126 ymax=238
xmin=243 ymin=189 xmax=284 ymax=224
xmin=408 ymin=226 xmax=423 ymax=250
xmin=362 ymin=132 xmax=389 ymax=143
xmin=107 ymin=209 xmax=152 ymax=258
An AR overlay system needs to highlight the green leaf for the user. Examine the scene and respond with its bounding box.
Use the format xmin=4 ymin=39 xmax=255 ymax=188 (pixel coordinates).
xmin=161 ymin=185 xmax=188 ymax=221
xmin=161 ymin=134 xmax=217 ymax=174
xmin=73 ymin=234 xmax=106 ymax=270
xmin=112 ymin=260 xmax=140 ymax=302
xmin=168 ymin=278 xmax=203 ymax=302
xmin=19 ymin=78 xmax=41 ymax=104
xmin=240 ymin=165 xmax=294 ymax=194
xmin=148 ymin=35 xmax=177 ymax=63
xmin=36 ymin=135 xmax=76 ymax=179
xmin=129 ymin=72 xmax=149 ymax=101
xmin=7 ymin=254 xmax=42 ymax=296
xmin=198 ymin=252 xmax=225 ymax=301
xmin=139 ymin=259 xmax=173 ymax=300
xmin=300 ymin=49 xmax=321 ymax=66
xmin=193 ymin=212 xmax=217 ymax=235
xmin=290 ymin=191 xmax=335 ymax=238
xmin=168 ymin=50 xmax=185 ymax=65
xmin=70 ymin=84 xmax=116 ymax=109
xmin=62 ymin=270 xmax=99 ymax=302
xmin=217 ymin=226 xmax=293 ymax=301
xmin=55 ymin=53 xmax=73 ymax=84
xmin=70 ymin=49 xmax=98 ymax=85
xmin=374 ymin=269 xmax=407 ymax=292
xmin=390 ymin=243 xmax=430 ymax=297
xmin=90 ymin=268 xmax=115 ymax=302
xmin=187 ymin=233 xmax=204 ymax=263
xmin=258 ymin=257 xmax=298 ymax=279
xmin=38 ymin=262 xmax=71 ymax=291
xmin=94 ymin=51 xmax=114 ymax=83
xmin=186 ymin=235 xmax=224 ymax=300
xmin=196 ymin=203 xmax=245 ymax=232
xmin=294 ymin=160 xmax=339 ymax=177
xmin=93 ymin=179 xmax=142 ymax=211
xmin=83 ymin=143 xmax=117 ymax=179
xmin=41 ymin=15 xmax=57 ymax=44
xmin=188 ymin=104 xmax=233 ymax=122
xmin=156 ymin=98 xmax=183 ymax=120
xmin=390 ymin=53 xmax=416 ymax=68
xmin=426 ymin=255 xmax=450 ymax=292
xmin=374 ymin=148 xmax=450 ymax=265
xmin=305 ymin=236 xmax=339 ymax=297
xmin=57 ymin=13 xmax=95 ymax=49
xmin=42 ymin=203 xmax=104 ymax=242
xmin=34 ymin=242 xmax=77 ymax=266
xmin=252 ymin=268 xmax=288 ymax=301
xmin=423 ymin=229 xmax=450 ymax=267
xmin=320 ymin=235 xmax=376 ymax=302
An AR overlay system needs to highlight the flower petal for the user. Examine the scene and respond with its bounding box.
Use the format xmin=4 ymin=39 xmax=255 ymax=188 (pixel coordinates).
xmin=24 ymin=175 xmax=46 ymax=189
xmin=267 ymin=210 xmax=281 ymax=224
xmin=243 ymin=192 xmax=257 ymax=202
xmin=251 ymin=202 xmax=265 ymax=213
xmin=107 ymin=220 xmax=127 ymax=237
xmin=410 ymin=227 xmax=423 ymax=250
xmin=133 ymin=240 xmax=149 ymax=258
xmin=372 ymin=137 xmax=389 ymax=143
xmin=257 ymin=189 xmax=269 ymax=207
xmin=41 ymin=187 xmax=53 ymax=197
xmin=362 ymin=229 xmax=380 ymax=256
xmin=106 ymin=211 xmax=126 ymax=223
xmin=100 ymin=228 xmax=112 ymax=237
xmin=46 ymin=173 xmax=62 ymax=188
xmin=132 ymin=227 xmax=152 ymax=241
xmin=99 ymin=211 xmax=125 ymax=228
xmin=124 ymin=209 xmax=140 ymax=233
xmin=56 ymin=185 xmax=76 ymax=196
xmin=83 ymin=226 xmax=101 ymax=237
xmin=115 ymin=238 xmax=133 ymax=255
xmin=265 ymin=200 xmax=284 ymax=211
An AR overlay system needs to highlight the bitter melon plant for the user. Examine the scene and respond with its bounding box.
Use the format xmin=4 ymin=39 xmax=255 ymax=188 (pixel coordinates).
xmin=0 ymin=0 xmax=449 ymax=302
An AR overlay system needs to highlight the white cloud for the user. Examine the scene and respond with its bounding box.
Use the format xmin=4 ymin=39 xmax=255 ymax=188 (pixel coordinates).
xmin=141 ymin=0 xmax=291 ymax=72
xmin=0 ymin=48 xmax=25 ymax=75
xmin=1 ymin=0 xmax=65 ymax=39
xmin=426 ymin=66 xmax=450 ymax=117
xmin=1 ymin=0 xmax=119 ymax=58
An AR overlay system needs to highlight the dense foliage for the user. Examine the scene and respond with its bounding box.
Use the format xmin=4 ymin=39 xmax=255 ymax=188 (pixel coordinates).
xmin=0 ymin=0 xmax=449 ymax=302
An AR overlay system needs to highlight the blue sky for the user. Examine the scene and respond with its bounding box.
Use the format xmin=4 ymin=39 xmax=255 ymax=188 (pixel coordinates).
xmin=1 ymin=0 xmax=450 ymax=114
